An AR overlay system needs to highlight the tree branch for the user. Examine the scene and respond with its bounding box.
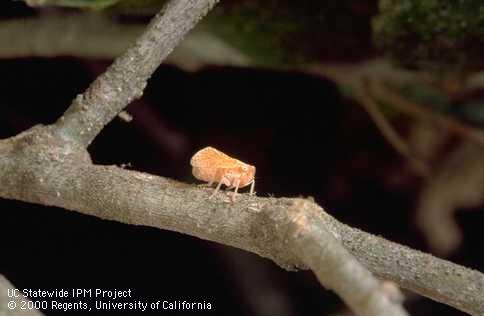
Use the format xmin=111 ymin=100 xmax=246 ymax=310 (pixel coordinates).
xmin=1 ymin=4 xmax=410 ymax=314
xmin=284 ymin=200 xmax=408 ymax=316
xmin=1 ymin=126 xmax=409 ymax=316
xmin=356 ymin=84 xmax=429 ymax=176
xmin=1 ymin=3 xmax=483 ymax=315
xmin=0 ymin=125 xmax=483 ymax=315
xmin=368 ymin=79 xmax=484 ymax=147
xmin=311 ymin=61 xmax=484 ymax=149
xmin=52 ymin=0 xmax=220 ymax=148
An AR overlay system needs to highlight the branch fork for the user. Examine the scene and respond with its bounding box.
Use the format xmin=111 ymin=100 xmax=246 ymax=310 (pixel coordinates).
xmin=1 ymin=1 xmax=483 ymax=315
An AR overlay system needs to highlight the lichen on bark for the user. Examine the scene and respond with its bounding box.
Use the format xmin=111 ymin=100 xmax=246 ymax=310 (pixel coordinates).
xmin=373 ymin=0 xmax=484 ymax=70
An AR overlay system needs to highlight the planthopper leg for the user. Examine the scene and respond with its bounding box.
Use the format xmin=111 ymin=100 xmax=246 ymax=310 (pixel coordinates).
xmin=208 ymin=168 xmax=227 ymax=198
xmin=230 ymin=179 xmax=241 ymax=202
xmin=209 ymin=180 xmax=223 ymax=199
xmin=249 ymin=180 xmax=255 ymax=196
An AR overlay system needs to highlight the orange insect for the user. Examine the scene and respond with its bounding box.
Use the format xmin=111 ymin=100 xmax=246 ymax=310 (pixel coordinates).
xmin=190 ymin=146 xmax=256 ymax=200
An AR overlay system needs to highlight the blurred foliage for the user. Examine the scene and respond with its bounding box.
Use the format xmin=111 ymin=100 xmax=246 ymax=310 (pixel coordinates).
xmin=373 ymin=0 xmax=484 ymax=70
xmin=399 ymin=83 xmax=450 ymax=112
xmin=27 ymin=0 xmax=120 ymax=9
xmin=457 ymin=99 xmax=484 ymax=126
xmin=25 ymin=0 xmax=374 ymax=67
xmin=195 ymin=0 xmax=374 ymax=67
xmin=202 ymin=1 xmax=307 ymax=67
xmin=24 ymin=0 xmax=484 ymax=70
xmin=109 ymin=0 xmax=165 ymax=13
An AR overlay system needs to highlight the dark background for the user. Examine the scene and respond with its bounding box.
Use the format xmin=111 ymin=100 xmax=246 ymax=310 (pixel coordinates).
xmin=1 ymin=2 xmax=484 ymax=316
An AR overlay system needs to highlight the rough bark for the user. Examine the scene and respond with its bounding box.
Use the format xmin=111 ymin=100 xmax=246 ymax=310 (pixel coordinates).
xmin=53 ymin=0 xmax=220 ymax=148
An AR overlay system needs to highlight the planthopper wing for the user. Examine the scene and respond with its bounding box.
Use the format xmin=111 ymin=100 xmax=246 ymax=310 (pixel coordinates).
xmin=190 ymin=146 xmax=239 ymax=169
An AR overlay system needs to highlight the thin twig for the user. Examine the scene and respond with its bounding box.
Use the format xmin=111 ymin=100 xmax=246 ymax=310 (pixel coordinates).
xmin=369 ymin=78 xmax=484 ymax=146
xmin=0 ymin=275 xmax=44 ymax=316
xmin=357 ymin=84 xmax=430 ymax=176
xmin=285 ymin=200 xmax=408 ymax=316
xmin=53 ymin=0 xmax=220 ymax=148
xmin=312 ymin=65 xmax=430 ymax=176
